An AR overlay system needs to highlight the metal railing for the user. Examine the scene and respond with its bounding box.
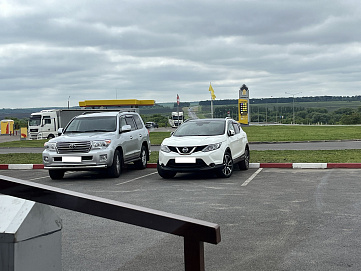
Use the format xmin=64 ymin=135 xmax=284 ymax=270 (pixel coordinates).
xmin=0 ymin=175 xmax=221 ymax=271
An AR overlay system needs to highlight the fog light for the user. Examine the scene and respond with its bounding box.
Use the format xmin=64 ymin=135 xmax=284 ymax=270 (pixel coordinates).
xmin=43 ymin=156 xmax=49 ymax=162
xmin=209 ymin=163 xmax=215 ymax=168
xmin=99 ymin=154 xmax=107 ymax=162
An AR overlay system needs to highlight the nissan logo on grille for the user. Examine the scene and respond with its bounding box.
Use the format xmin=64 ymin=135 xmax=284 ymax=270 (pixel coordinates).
xmin=182 ymin=147 xmax=189 ymax=153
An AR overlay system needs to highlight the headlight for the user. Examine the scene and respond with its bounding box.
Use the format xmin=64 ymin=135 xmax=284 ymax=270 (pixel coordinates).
xmin=44 ymin=142 xmax=56 ymax=151
xmin=202 ymin=142 xmax=222 ymax=152
xmin=92 ymin=140 xmax=111 ymax=149
xmin=160 ymin=145 xmax=171 ymax=153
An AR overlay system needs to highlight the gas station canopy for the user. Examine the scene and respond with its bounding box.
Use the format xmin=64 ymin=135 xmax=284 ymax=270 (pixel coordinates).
xmin=79 ymin=99 xmax=155 ymax=108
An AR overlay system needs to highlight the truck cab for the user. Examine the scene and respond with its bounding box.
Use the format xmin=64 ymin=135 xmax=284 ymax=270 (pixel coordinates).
xmin=28 ymin=110 xmax=57 ymax=140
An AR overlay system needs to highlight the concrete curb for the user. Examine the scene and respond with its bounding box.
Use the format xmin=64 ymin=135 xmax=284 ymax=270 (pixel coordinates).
xmin=1 ymin=163 xmax=361 ymax=170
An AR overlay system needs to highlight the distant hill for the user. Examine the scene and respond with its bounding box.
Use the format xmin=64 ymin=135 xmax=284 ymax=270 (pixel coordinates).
xmin=0 ymin=107 xmax=70 ymax=120
xmin=2 ymin=96 xmax=361 ymax=120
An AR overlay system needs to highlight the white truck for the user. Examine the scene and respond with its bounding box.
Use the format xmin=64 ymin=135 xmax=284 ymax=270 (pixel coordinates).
xmin=168 ymin=111 xmax=184 ymax=128
xmin=28 ymin=109 xmax=127 ymax=140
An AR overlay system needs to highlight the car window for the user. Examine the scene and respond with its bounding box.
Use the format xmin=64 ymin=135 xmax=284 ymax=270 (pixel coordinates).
xmin=133 ymin=115 xmax=143 ymax=129
xmin=125 ymin=116 xmax=136 ymax=131
xmin=119 ymin=116 xmax=127 ymax=128
xmin=174 ymin=120 xmax=225 ymax=136
xmin=65 ymin=116 xmax=116 ymax=133
xmin=233 ymin=122 xmax=240 ymax=134
xmin=227 ymin=121 xmax=235 ymax=134
xmin=43 ymin=116 xmax=51 ymax=125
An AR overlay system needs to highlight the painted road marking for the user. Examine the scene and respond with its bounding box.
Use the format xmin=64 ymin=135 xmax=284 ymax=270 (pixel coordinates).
xmin=116 ymin=171 xmax=158 ymax=185
xmin=241 ymin=168 xmax=263 ymax=186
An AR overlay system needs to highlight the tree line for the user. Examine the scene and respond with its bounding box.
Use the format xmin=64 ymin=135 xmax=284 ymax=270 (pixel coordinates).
xmin=199 ymin=95 xmax=361 ymax=106
xmin=210 ymin=105 xmax=361 ymax=125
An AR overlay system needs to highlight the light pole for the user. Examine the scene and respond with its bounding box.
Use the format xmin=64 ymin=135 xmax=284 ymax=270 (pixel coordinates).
xmin=285 ymin=92 xmax=301 ymax=124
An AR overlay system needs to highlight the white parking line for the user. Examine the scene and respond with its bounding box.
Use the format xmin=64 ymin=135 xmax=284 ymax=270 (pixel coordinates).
xmin=29 ymin=176 xmax=49 ymax=181
xmin=29 ymin=171 xmax=73 ymax=181
xmin=241 ymin=168 xmax=263 ymax=186
xmin=115 ymin=171 xmax=158 ymax=185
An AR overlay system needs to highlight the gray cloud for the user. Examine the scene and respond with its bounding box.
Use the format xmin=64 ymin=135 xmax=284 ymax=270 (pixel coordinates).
xmin=0 ymin=0 xmax=360 ymax=108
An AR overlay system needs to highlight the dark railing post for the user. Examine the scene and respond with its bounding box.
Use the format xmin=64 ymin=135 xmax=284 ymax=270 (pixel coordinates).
xmin=184 ymin=237 xmax=205 ymax=271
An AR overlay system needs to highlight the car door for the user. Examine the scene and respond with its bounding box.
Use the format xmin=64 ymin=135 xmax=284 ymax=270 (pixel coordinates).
xmin=42 ymin=115 xmax=55 ymax=138
xmin=227 ymin=120 xmax=243 ymax=159
xmin=124 ymin=115 xmax=139 ymax=160
xmin=133 ymin=114 xmax=146 ymax=152
xmin=119 ymin=116 xmax=137 ymax=161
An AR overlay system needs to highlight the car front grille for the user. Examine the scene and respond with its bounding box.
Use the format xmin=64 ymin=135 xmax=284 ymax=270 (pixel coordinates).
xmin=168 ymin=146 xmax=207 ymax=154
xmin=56 ymin=141 xmax=91 ymax=154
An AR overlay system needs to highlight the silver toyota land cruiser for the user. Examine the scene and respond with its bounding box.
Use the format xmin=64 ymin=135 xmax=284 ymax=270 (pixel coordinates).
xmin=42 ymin=111 xmax=150 ymax=180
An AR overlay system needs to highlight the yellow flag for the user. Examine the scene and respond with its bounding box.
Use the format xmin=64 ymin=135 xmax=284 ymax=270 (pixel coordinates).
xmin=209 ymin=83 xmax=216 ymax=100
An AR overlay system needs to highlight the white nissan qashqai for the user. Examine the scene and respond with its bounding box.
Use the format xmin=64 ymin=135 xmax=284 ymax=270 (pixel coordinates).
xmin=157 ymin=118 xmax=249 ymax=179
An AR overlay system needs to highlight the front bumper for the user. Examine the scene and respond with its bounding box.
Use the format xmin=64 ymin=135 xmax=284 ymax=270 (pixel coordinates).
xmin=158 ymin=149 xmax=224 ymax=172
xmin=42 ymin=149 xmax=114 ymax=170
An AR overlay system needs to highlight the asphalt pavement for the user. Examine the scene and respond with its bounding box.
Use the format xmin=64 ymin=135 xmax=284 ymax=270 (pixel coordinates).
xmin=2 ymin=167 xmax=361 ymax=270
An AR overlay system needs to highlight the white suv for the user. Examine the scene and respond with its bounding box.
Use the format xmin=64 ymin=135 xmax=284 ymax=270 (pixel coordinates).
xmin=157 ymin=118 xmax=249 ymax=179
xmin=43 ymin=111 xmax=150 ymax=180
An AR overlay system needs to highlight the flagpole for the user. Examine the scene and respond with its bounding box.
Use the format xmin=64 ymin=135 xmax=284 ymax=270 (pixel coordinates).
xmin=176 ymin=94 xmax=179 ymax=126
xmin=210 ymin=82 xmax=213 ymax=118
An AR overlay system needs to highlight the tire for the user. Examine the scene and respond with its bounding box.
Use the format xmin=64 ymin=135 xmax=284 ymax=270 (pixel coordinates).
xmin=47 ymin=134 xmax=55 ymax=139
xmin=107 ymin=149 xmax=122 ymax=178
xmin=157 ymin=162 xmax=176 ymax=179
xmin=49 ymin=170 xmax=65 ymax=180
xmin=216 ymin=152 xmax=233 ymax=178
xmin=134 ymin=145 xmax=148 ymax=169
xmin=239 ymin=147 xmax=250 ymax=170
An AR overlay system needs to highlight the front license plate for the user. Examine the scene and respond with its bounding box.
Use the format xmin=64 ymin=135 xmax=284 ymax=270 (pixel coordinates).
xmin=62 ymin=156 xmax=81 ymax=162
xmin=175 ymin=157 xmax=196 ymax=163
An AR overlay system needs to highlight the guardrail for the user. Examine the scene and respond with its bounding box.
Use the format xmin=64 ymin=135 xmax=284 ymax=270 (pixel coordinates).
xmin=0 ymin=175 xmax=221 ymax=271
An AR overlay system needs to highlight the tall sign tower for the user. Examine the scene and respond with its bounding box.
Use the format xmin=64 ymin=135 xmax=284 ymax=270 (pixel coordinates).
xmin=238 ymin=84 xmax=249 ymax=125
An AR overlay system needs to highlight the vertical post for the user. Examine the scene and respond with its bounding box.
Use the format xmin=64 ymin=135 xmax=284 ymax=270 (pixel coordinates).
xmin=184 ymin=238 xmax=205 ymax=271
xmin=285 ymin=91 xmax=301 ymax=125
xmin=292 ymin=96 xmax=295 ymax=124
xmin=211 ymin=99 xmax=213 ymax=118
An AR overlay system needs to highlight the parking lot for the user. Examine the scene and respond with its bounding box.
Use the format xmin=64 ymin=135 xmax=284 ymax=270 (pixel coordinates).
xmin=2 ymin=166 xmax=361 ymax=270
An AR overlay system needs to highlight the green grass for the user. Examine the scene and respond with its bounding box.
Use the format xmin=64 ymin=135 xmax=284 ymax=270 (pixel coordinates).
xmin=0 ymin=139 xmax=48 ymax=148
xmin=242 ymin=125 xmax=361 ymax=142
xmin=0 ymin=153 xmax=43 ymax=164
xmin=251 ymin=150 xmax=361 ymax=163
xmin=1 ymin=126 xmax=361 ymax=147
xmin=1 ymin=125 xmax=361 ymax=164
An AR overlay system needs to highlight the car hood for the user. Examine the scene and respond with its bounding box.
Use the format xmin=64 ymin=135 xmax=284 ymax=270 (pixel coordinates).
xmin=49 ymin=132 xmax=115 ymax=143
xmin=161 ymin=135 xmax=225 ymax=146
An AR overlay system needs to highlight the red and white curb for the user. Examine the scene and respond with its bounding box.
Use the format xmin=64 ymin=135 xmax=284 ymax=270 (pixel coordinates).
xmin=1 ymin=163 xmax=361 ymax=170
xmin=249 ymin=163 xmax=361 ymax=169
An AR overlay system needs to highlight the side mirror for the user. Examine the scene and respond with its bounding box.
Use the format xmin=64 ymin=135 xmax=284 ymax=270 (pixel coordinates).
xmin=120 ymin=124 xmax=132 ymax=133
xmin=228 ymin=130 xmax=235 ymax=136
xmin=57 ymin=128 xmax=63 ymax=136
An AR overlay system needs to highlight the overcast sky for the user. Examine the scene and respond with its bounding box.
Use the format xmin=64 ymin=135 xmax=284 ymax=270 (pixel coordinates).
xmin=1 ymin=0 xmax=360 ymax=108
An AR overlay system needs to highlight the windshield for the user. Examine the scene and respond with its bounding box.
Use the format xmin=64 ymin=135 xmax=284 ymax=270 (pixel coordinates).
xmin=29 ymin=115 xmax=41 ymax=126
xmin=173 ymin=120 xmax=225 ymax=136
xmin=64 ymin=116 xmax=117 ymax=133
